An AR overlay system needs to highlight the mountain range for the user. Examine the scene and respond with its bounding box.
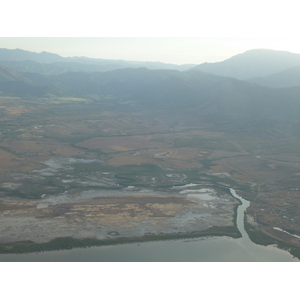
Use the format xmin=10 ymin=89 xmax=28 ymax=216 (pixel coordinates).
xmin=1 ymin=47 xmax=300 ymax=127
xmin=2 ymin=47 xmax=300 ymax=86
xmin=193 ymin=49 xmax=300 ymax=80
xmin=0 ymin=48 xmax=195 ymax=74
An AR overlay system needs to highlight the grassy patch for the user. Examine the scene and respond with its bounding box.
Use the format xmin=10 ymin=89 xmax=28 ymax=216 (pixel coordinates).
xmin=113 ymin=164 xmax=166 ymax=186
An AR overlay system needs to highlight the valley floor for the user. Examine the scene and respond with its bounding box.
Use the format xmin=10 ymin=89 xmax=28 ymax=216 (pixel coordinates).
xmin=0 ymin=96 xmax=299 ymax=255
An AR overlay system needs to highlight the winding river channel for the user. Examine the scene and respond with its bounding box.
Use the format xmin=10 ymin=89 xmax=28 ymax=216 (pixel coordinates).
xmin=0 ymin=189 xmax=298 ymax=261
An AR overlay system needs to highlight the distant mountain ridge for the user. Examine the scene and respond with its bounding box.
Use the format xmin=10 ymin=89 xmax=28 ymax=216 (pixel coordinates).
xmin=192 ymin=49 xmax=300 ymax=80
xmin=1 ymin=63 xmax=300 ymax=125
xmin=0 ymin=48 xmax=65 ymax=63
xmin=3 ymin=48 xmax=300 ymax=88
xmin=0 ymin=49 xmax=300 ymax=124
xmin=0 ymin=48 xmax=196 ymax=74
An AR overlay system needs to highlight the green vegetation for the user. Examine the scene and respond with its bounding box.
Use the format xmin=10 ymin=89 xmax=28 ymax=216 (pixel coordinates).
xmin=245 ymin=223 xmax=279 ymax=246
xmin=113 ymin=164 xmax=167 ymax=185
xmin=245 ymin=222 xmax=300 ymax=260
xmin=0 ymin=226 xmax=241 ymax=255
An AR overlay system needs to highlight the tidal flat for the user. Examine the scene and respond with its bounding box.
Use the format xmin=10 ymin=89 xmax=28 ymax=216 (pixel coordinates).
xmin=0 ymin=159 xmax=239 ymax=246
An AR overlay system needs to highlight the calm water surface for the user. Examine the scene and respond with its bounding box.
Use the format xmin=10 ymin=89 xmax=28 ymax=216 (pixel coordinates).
xmin=0 ymin=189 xmax=298 ymax=262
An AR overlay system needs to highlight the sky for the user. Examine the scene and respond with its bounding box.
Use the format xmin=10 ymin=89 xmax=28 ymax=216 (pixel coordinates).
xmin=1 ymin=37 xmax=300 ymax=65
xmin=2 ymin=1 xmax=300 ymax=65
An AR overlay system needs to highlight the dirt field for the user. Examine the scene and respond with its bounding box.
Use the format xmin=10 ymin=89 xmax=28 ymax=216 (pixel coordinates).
xmin=106 ymin=151 xmax=204 ymax=169
xmin=36 ymin=195 xmax=197 ymax=226
xmin=77 ymin=134 xmax=172 ymax=152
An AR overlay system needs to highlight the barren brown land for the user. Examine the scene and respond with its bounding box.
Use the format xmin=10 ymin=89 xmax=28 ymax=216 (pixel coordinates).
xmin=0 ymin=95 xmax=299 ymax=256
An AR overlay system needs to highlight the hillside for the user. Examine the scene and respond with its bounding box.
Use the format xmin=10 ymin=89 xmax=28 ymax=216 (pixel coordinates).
xmin=247 ymin=65 xmax=300 ymax=88
xmin=0 ymin=65 xmax=59 ymax=96
xmin=0 ymin=64 xmax=30 ymax=82
xmin=192 ymin=49 xmax=300 ymax=80
xmin=1 ymin=64 xmax=300 ymax=126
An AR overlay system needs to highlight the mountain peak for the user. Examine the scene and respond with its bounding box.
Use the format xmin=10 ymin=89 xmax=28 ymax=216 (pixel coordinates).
xmin=193 ymin=48 xmax=300 ymax=80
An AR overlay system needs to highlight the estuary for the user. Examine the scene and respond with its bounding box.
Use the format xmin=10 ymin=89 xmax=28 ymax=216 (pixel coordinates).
xmin=0 ymin=189 xmax=298 ymax=262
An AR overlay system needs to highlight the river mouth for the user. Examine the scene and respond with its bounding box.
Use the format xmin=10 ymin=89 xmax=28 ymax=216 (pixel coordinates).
xmin=230 ymin=188 xmax=250 ymax=239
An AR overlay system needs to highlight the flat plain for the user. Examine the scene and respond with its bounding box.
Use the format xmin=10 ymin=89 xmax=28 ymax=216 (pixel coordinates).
xmin=0 ymin=95 xmax=299 ymax=257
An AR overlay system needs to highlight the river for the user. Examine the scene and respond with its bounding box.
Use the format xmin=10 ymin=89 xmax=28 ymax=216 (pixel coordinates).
xmin=0 ymin=189 xmax=298 ymax=261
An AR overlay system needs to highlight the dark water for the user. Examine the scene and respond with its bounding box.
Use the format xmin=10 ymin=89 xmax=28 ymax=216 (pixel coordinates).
xmin=0 ymin=189 xmax=298 ymax=262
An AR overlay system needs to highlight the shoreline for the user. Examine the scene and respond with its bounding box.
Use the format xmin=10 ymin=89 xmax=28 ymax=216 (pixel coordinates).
xmin=1 ymin=189 xmax=299 ymax=261
xmin=0 ymin=225 xmax=241 ymax=255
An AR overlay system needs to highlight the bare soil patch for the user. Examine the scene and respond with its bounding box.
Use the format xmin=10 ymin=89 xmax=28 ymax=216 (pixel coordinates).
xmin=77 ymin=135 xmax=172 ymax=152
xmin=16 ymin=195 xmax=197 ymax=227
xmin=106 ymin=151 xmax=203 ymax=169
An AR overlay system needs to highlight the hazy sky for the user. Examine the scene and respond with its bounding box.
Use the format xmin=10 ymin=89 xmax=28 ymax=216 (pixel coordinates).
xmin=2 ymin=1 xmax=300 ymax=65
xmin=2 ymin=37 xmax=300 ymax=65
